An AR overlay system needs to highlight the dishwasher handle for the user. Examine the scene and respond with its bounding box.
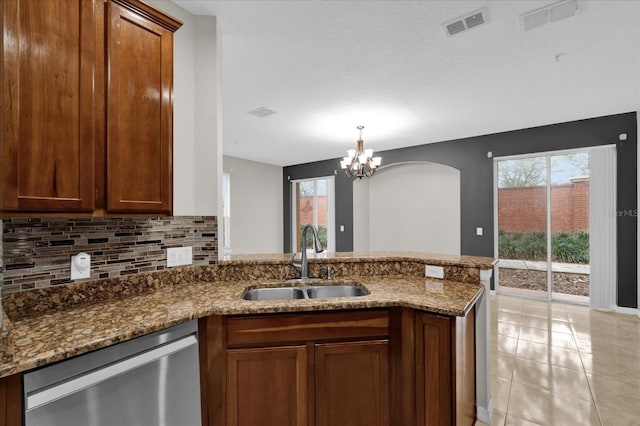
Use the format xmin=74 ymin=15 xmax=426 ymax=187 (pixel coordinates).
xmin=26 ymin=333 xmax=198 ymax=412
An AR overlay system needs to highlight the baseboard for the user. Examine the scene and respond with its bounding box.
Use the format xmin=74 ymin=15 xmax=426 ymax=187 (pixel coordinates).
xmin=490 ymin=290 xmax=497 ymax=296
xmin=615 ymin=305 xmax=640 ymax=316
xmin=476 ymin=398 xmax=494 ymax=424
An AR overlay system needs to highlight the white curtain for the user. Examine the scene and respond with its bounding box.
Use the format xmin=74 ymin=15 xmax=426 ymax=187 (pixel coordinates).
xmin=589 ymin=146 xmax=617 ymax=310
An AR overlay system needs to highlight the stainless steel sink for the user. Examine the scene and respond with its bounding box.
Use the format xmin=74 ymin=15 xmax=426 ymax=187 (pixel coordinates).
xmin=242 ymin=287 xmax=307 ymax=301
xmin=306 ymin=285 xmax=368 ymax=299
xmin=241 ymin=284 xmax=368 ymax=301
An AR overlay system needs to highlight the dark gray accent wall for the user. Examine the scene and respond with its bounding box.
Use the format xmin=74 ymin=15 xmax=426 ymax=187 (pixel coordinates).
xmin=284 ymin=112 xmax=637 ymax=308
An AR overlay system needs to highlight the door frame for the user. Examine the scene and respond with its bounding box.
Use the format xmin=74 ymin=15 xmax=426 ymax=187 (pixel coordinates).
xmin=290 ymin=176 xmax=336 ymax=253
xmin=493 ymin=146 xmax=615 ymax=304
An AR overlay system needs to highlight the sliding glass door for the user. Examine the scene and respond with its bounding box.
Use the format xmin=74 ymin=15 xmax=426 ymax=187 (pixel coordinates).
xmin=495 ymin=149 xmax=595 ymax=304
xmin=550 ymin=152 xmax=590 ymax=303
xmin=496 ymin=156 xmax=549 ymax=298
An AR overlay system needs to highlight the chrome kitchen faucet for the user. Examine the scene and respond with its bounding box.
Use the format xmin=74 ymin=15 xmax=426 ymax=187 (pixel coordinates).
xmin=290 ymin=224 xmax=324 ymax=280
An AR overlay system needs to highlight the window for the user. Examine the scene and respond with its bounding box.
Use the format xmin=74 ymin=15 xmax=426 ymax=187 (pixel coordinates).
xmin=222 ymin=172 xmax=231 ymax=253
xmin=291 ymin=176 xmax=335 ymax=253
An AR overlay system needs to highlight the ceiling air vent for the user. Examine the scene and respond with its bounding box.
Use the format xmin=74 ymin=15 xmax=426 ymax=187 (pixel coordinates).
xmin=520 ymin=0 xmax=579 ymax=32
xmin=247 ymin=106 xmax=276 ymax=118
xmin=443 ymin=8 xmax=488 ymax=37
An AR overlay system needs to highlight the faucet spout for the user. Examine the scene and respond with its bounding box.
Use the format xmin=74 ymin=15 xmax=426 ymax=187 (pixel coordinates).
xmin=290 ymin=224 xmax=324 ymax=280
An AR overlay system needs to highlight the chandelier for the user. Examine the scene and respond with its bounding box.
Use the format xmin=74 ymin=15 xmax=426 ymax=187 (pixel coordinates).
xmin=340 ymin=126 xmax=382 ymax=179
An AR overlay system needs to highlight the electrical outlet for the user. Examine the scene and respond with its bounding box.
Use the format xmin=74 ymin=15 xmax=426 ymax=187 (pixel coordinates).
xmin=425 ymin=265 xmax=444 ymax=279
xmin=71 ymin=252 xmax=91 ymax=280
xmin=167 ymin=247 xmax=193 ymax=267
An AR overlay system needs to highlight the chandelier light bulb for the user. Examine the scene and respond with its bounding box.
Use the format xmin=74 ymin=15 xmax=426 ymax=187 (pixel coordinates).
xmin=339 ymin=126 xmax=382 ymax=179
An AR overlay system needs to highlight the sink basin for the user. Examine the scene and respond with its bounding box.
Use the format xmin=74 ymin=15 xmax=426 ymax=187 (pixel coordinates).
xmin=306 ymin=285 xmax=368 ymax=299
xmin=241 ymin=284 xmax=369 ymax=301
xmin=242 ymin=287 xmax=307 ymax=301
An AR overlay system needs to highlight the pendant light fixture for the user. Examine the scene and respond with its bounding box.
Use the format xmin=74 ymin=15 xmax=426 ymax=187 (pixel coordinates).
xmin=340 ymin=126 xmax=382 ymax=179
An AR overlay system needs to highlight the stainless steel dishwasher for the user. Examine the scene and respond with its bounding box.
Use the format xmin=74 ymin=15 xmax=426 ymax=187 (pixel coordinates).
xmin=23 ymin=320 xmax=201 ymax=426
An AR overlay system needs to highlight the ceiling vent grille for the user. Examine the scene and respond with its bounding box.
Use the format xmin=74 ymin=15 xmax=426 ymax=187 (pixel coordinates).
xmin=520 ymin=0 xmax=579 ymax=32
xmin=247 ymin=106 xmax=276 ymax=118
xmin=443 ymin=8 xmax=488 ymax=37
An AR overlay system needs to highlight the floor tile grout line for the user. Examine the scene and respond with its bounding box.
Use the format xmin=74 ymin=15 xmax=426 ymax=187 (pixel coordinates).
xmin=573 ymin=322 xmax=603 ymax=426
xmin=503 ymin=329 xmax=519 ymax=424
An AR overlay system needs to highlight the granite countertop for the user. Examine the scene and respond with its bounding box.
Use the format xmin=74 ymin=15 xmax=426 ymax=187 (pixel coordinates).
xmin=220 ymin=251 xmax=498 ymax=269
xmin=0 ymin=274 xmax=484 ymax=379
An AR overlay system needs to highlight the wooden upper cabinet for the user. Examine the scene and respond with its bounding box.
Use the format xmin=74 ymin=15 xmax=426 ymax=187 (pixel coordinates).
xmin=106 ymin=0 xmax=180 ymax=214
xmin=0 ymin=0 xmax=181 ymax=215
xmin=0 ymin=0 xmax=98 ymax=212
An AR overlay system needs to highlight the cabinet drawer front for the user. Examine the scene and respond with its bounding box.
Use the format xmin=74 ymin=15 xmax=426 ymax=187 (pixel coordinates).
xmin=227 ymin=310 xmax=389 ymax=347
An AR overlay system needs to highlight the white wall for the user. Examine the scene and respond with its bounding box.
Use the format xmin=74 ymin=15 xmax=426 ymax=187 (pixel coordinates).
xmin=146 ymin=1 xmax=221 ymax=217
xmin=223 ymin=156 xmax=283 ymax=254
xmin=354 ymin=162 xmax=461 ymax=254
xmin=353 ymin=178 xmax=370 ymax=252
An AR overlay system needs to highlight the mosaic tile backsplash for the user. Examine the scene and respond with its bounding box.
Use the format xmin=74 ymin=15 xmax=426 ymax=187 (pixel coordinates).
xmin=2 ymin=216 xmax=217 ymax=294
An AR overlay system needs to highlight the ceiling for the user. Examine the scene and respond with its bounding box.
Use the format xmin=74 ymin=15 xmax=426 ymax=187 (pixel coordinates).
xmin=170 ymin=0 xmax=640 ymax=167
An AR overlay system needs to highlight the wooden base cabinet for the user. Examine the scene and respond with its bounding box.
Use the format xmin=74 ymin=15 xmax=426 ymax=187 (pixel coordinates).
xmin=200 ymin=310 xmax=391 ymax=426
xmin=200 ymin=307 xmax=477 ymax=426
xmin=315 ymin=340 xmax=390 ymax=426
xmin=415 ymin=308 xmax=476 ymax=426
xmin=0 ymin=374 xmax=21 ymax=426
xmin=225 ymin=341 xmax=390 ymax=426
xmin=227 ymin=346 xmax=308 ymax=426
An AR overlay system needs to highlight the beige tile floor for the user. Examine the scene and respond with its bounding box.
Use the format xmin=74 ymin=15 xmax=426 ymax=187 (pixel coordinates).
xmin=476 ymin=294 xmax=640 ymax=426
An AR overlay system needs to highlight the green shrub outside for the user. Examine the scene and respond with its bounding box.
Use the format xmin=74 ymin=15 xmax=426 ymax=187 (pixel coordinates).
xmin=298 ymin=225 xmax=328 ymax=249
xmin=498 ymin=230 xmax=589 ymax=264
xmin=317 ymin=225 xmax=327 ymax=246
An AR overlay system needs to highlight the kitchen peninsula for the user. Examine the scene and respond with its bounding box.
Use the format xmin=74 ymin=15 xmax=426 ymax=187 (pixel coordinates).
xmin=0 ymin=252 xmax=495 ymax=426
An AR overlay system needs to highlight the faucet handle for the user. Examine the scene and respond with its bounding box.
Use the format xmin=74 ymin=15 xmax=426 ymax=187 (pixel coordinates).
xmin=290 ymin=252 xmax=302 ymax=274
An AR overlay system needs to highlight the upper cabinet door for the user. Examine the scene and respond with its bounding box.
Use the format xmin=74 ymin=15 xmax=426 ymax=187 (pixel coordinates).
xmin=1 ymin=0 xmax=97 ymax=212
xmin=106 ymin=0 xmax=179 ymax=214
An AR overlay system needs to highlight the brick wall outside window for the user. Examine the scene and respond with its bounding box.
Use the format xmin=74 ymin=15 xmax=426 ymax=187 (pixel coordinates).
xmin=498 ymin=178 xmax=589 ymax=233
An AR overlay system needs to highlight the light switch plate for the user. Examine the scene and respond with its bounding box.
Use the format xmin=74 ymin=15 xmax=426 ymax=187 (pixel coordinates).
xmin=476 ymin=227 xmax=483 ymax=236
xmin=167 ymin=246 xmax=193 ymax=267
xmin=425 ymin=265 xmax=444 ymax=279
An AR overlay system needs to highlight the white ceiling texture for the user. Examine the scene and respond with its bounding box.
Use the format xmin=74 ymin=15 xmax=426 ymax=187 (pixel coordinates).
xmin=170 ymin=0 xmax=640 ymax=167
